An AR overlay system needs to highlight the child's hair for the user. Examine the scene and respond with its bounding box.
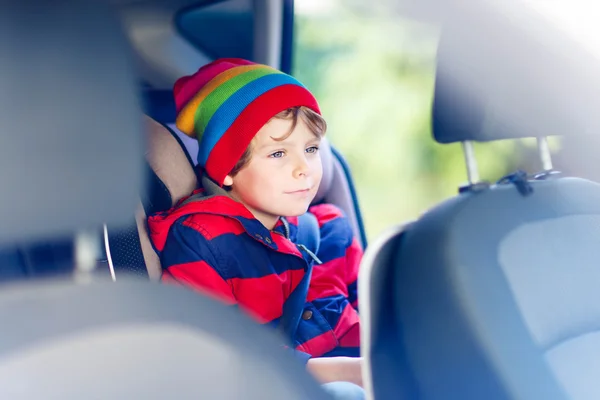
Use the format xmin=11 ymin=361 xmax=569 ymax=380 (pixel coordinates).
xmin=228 ymin=106 xmax=327 ymax=177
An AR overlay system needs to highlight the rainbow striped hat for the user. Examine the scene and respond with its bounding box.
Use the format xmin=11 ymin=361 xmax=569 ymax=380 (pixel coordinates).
xmin=174 ymin=58 xmax=321 ymax=186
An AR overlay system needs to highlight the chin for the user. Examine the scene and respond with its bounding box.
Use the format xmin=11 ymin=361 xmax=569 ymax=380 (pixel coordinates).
xmin=279 ymin=205 xmax=310 ymax=218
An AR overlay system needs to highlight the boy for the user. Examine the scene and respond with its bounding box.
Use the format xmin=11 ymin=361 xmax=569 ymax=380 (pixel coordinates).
xmin=148 ymin=58 xmax=363 ymax=388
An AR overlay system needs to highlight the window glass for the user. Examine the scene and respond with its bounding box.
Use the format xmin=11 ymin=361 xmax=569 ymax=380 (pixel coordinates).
xmin=178 ymin=0 xmax=254 ymax=60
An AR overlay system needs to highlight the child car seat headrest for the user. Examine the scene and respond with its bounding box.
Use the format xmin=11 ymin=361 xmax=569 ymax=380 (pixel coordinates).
xmin=128 ymin=117 xmax=198 ymax=281
xmin=144 ymin=116 xmax=198 ymax=211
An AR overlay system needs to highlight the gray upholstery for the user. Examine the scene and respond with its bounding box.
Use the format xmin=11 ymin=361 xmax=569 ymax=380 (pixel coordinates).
xmin=146 ymin=116 xmax=198 ymax=206
xmin=359 ymin=224 xmax=415 ymax=400
xmin=0 ymin=0 xmax=143 ymax=244
xmin=432 ymin=7 xmax=600 ymax=144
xmin=365 ymin=177 xmax=600 ymax=399
xmin=140 ymin=117 xmax=198 ymax=279
xmin=0 ymin=279 xmax=329 ymax=399
xmin=315 ymin=140 xmax=362 ymax=245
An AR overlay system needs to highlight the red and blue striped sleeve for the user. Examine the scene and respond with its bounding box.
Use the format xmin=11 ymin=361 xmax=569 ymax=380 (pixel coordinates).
xmin=308 ymin=204 xmax=362 ymax=352
xmin=160 ymin=219 xmax=314 ymax=364
xmin=345 ymin=236 xmax=361 ymax=310
xmin=160 ymin=219 xmax=237 ymax=306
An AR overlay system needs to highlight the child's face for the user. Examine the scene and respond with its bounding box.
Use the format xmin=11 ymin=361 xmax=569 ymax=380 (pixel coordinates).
xmin=224 ymin=116 xmax=323 ymax=229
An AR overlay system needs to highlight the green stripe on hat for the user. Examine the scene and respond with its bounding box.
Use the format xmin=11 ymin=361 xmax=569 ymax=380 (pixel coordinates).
xmin=193 ymin=66 xmax=283 ymax=137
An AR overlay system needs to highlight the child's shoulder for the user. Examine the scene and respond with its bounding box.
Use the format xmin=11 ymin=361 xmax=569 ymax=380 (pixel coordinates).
xmin=308 ymin=203 xmax=347 ymax=223
xmin=176 ymin=211 xmax=245 ymax=241
xmin=308 ymin=203 xmax=354 ymax=237
xmin=308 ymin=204 xmax=355 ymax=247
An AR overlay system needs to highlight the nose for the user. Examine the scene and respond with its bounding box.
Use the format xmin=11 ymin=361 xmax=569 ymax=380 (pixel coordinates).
xmin=292 ymin=153 xmax=310 ymax=179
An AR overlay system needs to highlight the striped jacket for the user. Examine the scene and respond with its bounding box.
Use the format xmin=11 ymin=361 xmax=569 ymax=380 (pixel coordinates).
xmin=147 ymin=191 xmax=361 ymax=358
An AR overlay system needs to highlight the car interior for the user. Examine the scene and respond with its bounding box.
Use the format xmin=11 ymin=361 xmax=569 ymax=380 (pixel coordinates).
xmin=0 ymin=0 xmax=336 ymax=398
xmin=2 ymin=0 xmax=368 ymax=283
xmin=360 ymin=2 xmax=600 ymax=399
xmin=3 ymin=0 xmax=600 ymax=399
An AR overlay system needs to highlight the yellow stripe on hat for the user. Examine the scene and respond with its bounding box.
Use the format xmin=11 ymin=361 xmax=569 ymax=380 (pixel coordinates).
xmin=175 ymin=64 xmax=265 ymax=137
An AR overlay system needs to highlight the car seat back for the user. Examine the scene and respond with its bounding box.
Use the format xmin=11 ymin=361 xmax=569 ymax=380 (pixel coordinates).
xmin=361 ymin=22 xmax=600 ymax=399
xmin=0 ymin=0 xmax=142 ymax=244
xmin=362 ymin=177 xmax=600 ymax=399
xmin=0 ymin=279 xmax=329 ymax=399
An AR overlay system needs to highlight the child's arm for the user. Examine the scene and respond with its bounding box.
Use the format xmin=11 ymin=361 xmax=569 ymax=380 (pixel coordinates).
xmin=160 ymin=221 xmax=236 ymax=306
xmin=308 ymin=204 xmax=362 ymax=350
xmin=306 ymin=357 xmax=363 ymax=387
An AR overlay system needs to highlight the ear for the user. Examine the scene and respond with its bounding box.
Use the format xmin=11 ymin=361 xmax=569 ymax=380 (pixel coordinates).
xmin=223 ymin=175 xmax=234 ymax=186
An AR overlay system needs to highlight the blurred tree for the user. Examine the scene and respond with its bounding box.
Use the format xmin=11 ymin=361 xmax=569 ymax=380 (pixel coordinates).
xmin=294 ymin=1 xmax=525 ymax=240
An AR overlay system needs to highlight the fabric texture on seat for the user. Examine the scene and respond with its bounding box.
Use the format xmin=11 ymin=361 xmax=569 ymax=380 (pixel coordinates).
xmin=0 ymin=278 xmax=330 ymax=400
xmin=364 ymin=177 xmax=600 ymax=399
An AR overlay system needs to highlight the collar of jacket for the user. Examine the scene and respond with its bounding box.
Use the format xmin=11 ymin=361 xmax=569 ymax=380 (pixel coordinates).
xmin=192 ymin=174 xmax=297 ymax=251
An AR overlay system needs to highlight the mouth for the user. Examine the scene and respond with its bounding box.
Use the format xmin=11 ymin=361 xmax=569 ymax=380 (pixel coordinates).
xmin=285 ymin=187 xmax=313 ymax=195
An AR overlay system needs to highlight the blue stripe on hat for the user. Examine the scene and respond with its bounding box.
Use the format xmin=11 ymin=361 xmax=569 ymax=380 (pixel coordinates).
xmin=196 ymin=73 xmax=306 ymax=167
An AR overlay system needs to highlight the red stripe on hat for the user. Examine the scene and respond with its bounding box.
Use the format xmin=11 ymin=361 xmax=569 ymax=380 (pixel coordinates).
xmin=174 ymin=58 xmax=256 ymax=113
xmin=205 ymin=84 xmax=321 ymax=185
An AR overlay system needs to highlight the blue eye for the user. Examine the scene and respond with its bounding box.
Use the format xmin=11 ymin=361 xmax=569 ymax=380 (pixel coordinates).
xmin=269 ymin=151 xmax=285 ymax=158
xmin=306 ymin=146 xmax=319 ymax=154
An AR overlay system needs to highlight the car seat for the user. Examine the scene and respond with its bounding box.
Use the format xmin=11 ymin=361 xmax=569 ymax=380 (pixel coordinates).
xmin=106 ymin=104 xmax=367 ymax=279
xmin=360 ymin=22 xmax=600 ymax=400
xmin=103 ymin=116 xmax=198 ymax=280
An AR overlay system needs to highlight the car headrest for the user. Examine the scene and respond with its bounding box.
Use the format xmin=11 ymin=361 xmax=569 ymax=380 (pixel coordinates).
xmin=432 ymin=12 xmax=600 ymax=144
xmin=144 ymin=116 xmax=198 ymax=211
xmin=0 ymin=0 xmax=143 ymax=245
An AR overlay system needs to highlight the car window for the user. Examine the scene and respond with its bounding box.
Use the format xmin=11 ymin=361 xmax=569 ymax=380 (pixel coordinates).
xmin=177 ymin=0 xmax=254 ymax=60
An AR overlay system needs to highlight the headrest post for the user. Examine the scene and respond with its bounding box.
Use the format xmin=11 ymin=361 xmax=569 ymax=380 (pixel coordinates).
xmin=103 ymin=224 xmax=117 ymax=282
xmin=461 ymin=141 xmax=480 ymax=184
xmin=537 ymin=136 xmax=553 ymax=171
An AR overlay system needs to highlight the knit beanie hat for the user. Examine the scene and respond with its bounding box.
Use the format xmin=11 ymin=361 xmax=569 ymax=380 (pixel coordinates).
xmin=174 ymin=58 xmax=321 ymax=186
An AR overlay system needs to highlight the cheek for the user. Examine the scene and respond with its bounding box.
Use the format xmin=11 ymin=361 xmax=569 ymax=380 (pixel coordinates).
xmin=238 ymin=164 xmax=280 ymax=198
xmin=311 ymin=158 xmax=323 ymax=180
xmin=233 ymin=168 xmax=261 ymax=196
